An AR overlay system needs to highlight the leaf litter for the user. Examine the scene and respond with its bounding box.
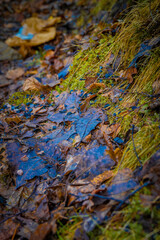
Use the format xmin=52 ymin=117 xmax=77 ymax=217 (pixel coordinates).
xmin=0 ymin=0 xmax=160 ymax=239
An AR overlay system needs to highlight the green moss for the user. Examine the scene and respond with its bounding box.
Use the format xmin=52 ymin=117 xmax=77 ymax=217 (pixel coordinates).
xmin=62 ymin=35 xmax=114 ymax=91
xmin=8 ymin=91 xmax=34 ymax=106
xmin=57 ymin=188 xmax=160 ymax=240
xmin=90 ymin=188 xmax=160 ymax=240
xmin=57 ymin=216 xmax=83 ymax=240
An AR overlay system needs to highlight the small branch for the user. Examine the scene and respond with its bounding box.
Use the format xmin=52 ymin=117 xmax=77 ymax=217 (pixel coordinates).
xmin=109 ymin=181 xmax=150 ymax=219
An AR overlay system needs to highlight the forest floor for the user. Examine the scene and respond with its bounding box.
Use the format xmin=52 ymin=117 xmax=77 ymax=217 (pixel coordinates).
xmin=0 ymin=0 xmax=160 ymax=239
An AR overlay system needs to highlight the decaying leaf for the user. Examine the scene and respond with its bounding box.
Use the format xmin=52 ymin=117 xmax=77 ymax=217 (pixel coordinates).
xmin=85 ymin=77 xmax=97 ymax=88
xmin=107 ymin=168 xmax=138 ymax=200
xmin=80 ymin=94 xmax=97 ymax=112
xmin=102 ymin=88 xmax=121 ymax=102
xmin=44 ymin=50 xmax=55 ymax=60
xmin=30 ymin=222 xmax=51 ymax=240
xmin=23 ymin=77 xmax=44 ymax=91
xmin=123 ymin=66 xmax=137 ymax=83
xmin=5 ymin=68 xmax=24 ymax=80
xmin=91 ymin=170 xmax=113 ymax=186
xmin=0 ymin=219 xmax=18 ymax=240
xmin=87 ymin=83 xmax=105 ymax=91
xmin=5 ymin=115 xmax=22 ymax=124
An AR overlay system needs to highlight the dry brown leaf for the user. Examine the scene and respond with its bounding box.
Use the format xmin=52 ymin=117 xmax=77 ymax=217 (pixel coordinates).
xmin=101 ymin=124 xmax=113 ymax=135
xmin=83 ymin=133 xmax=92 ymax=143
xmin=54 ymin=59 xmax=64 ymax=71
xmin=6 ymin=17 xmax=61 ymax=47
xmin=5 ymin=115 xmax=22 ymax=124
xmin=30 ymin=222 xmax=51 ymax=240
xmin=152 ymin=78 xmax=160 ymax=94
xmin=23 ymin=77 xmax=43 ymax=91
xmin=87 ymin=82 xmax=105 ymax=91
xmin=6 ymin=68 xmax=24 ymax=80
xmin=103 ymin=132 xmax=113 ymax=151
xmin=0 ymin=219 xmax=17 ymax=240
xmin=111 ymin=123 xmax=121 ymax=138
xmin=123 ymin=67 xmax=137 ymax=83
xmin=85 ymin=77 xmax=97 ymax=88
xmin=6 ymin=37 xmax=25 ymax=47
xmin=63 ymin=56 xmax=73 ymax=66
xmin=80 ymin=94 xmax=97 ymax=112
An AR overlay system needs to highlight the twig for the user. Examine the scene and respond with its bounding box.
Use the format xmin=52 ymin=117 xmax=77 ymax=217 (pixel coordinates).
xmin=69 ymin=193 xmax=125 ymax=203
xmin=11 ymin=223 xmax=20 ymax=240
xmin=110 ymin=181 xmax=150 ymax=217
xmin=0 ymin=209 xmax=27 ymax=225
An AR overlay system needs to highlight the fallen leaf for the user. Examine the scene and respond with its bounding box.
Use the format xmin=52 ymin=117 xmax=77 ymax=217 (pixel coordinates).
xmin=5 ymin=68 xmax=24 ymax=80
xmin=44 ymin=50 xmax=55 ymax=60
xmin=87 ymin=83 xmax=105 ymax=91
xmin=6 ymin=17 xmax=61 ymax=47
xmin=75 ymin=108 xmax=102 ymax=140
xmin=27 ymin=27 xmax=56 ymax=47
xmin=91 ymin=170 xmax=113 ymax=186
xmin=30 ymin=222 xmax=51 ymax=240
xmin=23 ymin=77 xmax=43 ymax=91
xmin=22 ymin=17 xmax=61 ymax=34
xmin=54 ymin=59 xmax=64 ymax=71
xmin=123 ymin=67 xmax=137 ymax=83
xmin=5 ymin=115 xmax=22 ymax=124
xmin=139 ymin=149 xmax=160 ymax=195
xmin=6 ymin=141 xmax=52 ymax=188
xmin=80 ymin=94 xmax=97 ymax=112
xmin=85 ymin=77 xmax=97 ymax=88
xmin=107 ymin=168 xmax=138 ymax=200
xmin=0 ymin=219 xmax=17 ymax=240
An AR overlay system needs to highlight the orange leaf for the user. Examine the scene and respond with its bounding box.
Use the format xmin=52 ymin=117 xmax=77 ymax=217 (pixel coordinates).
xmin=44 ymin=50 xmax=55 ymax=60
xmin=91 ymin=170 xmax=113 ymax=186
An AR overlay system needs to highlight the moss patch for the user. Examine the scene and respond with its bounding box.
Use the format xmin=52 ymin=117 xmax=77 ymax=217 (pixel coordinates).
xmin=8 ymin=91 xmax=34 ymax=106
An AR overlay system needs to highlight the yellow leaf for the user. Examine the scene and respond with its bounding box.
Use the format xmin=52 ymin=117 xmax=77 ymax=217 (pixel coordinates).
xmin=6 ymin=16 xmax=61 ymax=47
